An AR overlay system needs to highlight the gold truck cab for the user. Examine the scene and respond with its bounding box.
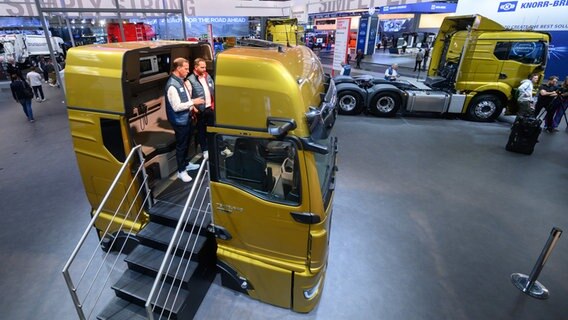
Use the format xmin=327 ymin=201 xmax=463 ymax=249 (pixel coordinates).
xmin=65 ymin=41 xmax=213 ymax=235
xmin=65 ymin=42 xmax=336 ymax=313
xmin=208 ymin=46 xmax=337 ymax=312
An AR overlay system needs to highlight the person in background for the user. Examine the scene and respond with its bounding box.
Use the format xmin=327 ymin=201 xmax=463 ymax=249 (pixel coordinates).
xmin=340 ymin=62 xmax=351 ymax=76
xmin=534 ymin=76 xmax=558 ymax=116
xmin=10 ymin=74 xmax=34 ymax=123
xmin=384 ymin=63 xmax=399 ymax=81
xmin=550 ymin=76 xmax=568 ymax=131
xmin=38 ymin=57 xmax=49 ymax=83
xmin=6 ymin=58 xmax=24 ymax=80
xmin=414 ymin=48 xmax=424 ymax=72
xmin=423 ymin=46 xmax=431 ymax=71
xmin=45 ymin=59 xmax=58 ymax=87
xmin=26 ymin=67 xmax=45 ymax=102
xmin=187 ymin=58 xmax=215 ymax=160
xmin=401 ymin=40 xmax=408 ymax=54
xmin=533 ymin=76 xmax=559 ymax=131
xmin=355 ymin=50 xmax=364 ymax=69
xmin=516 ymin=73 xmax=540 ymax=117
xmin=164 ymin=57 xmax=204 ymax=183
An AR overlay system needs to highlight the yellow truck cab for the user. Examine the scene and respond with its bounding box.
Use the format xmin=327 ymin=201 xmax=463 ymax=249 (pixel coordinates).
xmin=427 ymin=14 xmax=550 ymax=121
xmin=64 ymin=41 xmax=337 ymax=315
xmin=334 ymin=14 xmax=549 ymax=121
xmin=265 ymin=18 xmax=303 ymax=46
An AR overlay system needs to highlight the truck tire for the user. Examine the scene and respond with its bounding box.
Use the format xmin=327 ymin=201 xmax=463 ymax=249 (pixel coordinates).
xmin=467 ymin=94 xmax=503 ymax=122
xmin=369 ymin=92 xmax=401 ymax=117
xmin=337 ymin=90 xmax=363 ymax=115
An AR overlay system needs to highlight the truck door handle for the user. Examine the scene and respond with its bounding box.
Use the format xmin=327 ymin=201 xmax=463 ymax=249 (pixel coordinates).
xmin=499 ymin=73 xmax=507 ymax=79
xmin=290 ymin=212 xmax=321 ymax=224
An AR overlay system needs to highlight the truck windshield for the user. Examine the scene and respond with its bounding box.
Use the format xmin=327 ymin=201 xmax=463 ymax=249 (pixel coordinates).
xmin=313 ymin=135 xmax=336 ymax=208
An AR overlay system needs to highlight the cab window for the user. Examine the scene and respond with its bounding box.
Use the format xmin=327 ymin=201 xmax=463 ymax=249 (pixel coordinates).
xmin=216 ymin=136 xmax=301 ymax=205
xmin=493 ymin=41 xmax=546 ymax=64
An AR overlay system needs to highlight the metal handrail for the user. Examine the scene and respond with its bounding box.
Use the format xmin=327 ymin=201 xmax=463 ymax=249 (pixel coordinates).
xmin=146 ymin=160 xmax=211 ymax=320
xmin=156 ymin=176 xmax=211 ymax=320
xmin=62 ymin=145 xmax=152 ymax=320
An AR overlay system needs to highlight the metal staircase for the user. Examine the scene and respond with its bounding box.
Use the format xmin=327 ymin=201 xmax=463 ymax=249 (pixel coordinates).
xmin=63 ymin=145 xmax=216 ymax=320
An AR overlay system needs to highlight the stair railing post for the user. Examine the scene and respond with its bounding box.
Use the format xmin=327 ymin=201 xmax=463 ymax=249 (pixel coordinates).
xmin=62 ymin=271 xmax=86 ymax=320
xmin=511 ymin=227 xmax=563 ymax=299
xmin=137 ymin=147 xmax=153 ymax=209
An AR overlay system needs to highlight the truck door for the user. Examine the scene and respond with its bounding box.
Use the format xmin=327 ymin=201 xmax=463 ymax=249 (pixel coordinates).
xmin=210 ymin=134 xmax=310 ymax=264
xmin=460 ymin=36 xmax=504 ymax=84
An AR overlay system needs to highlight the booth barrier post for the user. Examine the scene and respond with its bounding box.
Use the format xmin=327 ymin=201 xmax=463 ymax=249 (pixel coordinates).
xmin=510 ymin=227 xmax=563 ymax=299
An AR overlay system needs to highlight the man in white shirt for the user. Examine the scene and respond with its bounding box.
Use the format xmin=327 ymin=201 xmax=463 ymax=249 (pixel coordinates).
xmin=517 ymin=73 xmax=540 ymax=117
xmin=26 ymin=68 xmax=45 ymax=101
xmin=164 ymin=57 xmax=204 ymax=182
xmin=384 ymin=63 xmax=399 ymax=81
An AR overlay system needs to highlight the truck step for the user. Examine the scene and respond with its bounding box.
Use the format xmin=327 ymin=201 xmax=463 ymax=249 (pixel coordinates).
xmin=149 ymin=200 xmax=211 ymax=234
xmin=111 ymin=270 xmax=187 ymax=319
xmin=97 ymin=297 xmax=161 ymax=320
xmin=153 ymin=171 xmax=207 ymax=204
xmin=125 ymin=244 xmax=198 ymax=289
xmin=136 ymin=222 xmax=210 ymax=260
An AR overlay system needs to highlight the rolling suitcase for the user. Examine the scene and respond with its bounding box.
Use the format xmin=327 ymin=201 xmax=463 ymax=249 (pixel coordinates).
xmin=506 ymin=116 xmax=542 ymax=155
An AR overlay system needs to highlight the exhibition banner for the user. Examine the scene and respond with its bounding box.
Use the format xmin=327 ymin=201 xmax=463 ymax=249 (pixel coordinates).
xmin=456 ymin=0 xmax=568 ymax=31
xmin=333 ymin=18 xmax=351 ymax=76
xmin=305 ymin=0 xmax=426 ymax=14
xmin=379 ymin=2 xmax=457 ymax=14
xmin=366 ymin=16 xmax=379 ymax=56
xmin=356 ymin=16 xmax=368 ymax=55
xmin=0 ymin=0 xmax=288 ymax=17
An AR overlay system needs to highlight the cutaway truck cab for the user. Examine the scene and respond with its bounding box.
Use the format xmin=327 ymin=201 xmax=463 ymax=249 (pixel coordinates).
xmin=66 ymin=41 xmax=214 ymax=235
xmin=65 ymin=42 xmax=337 ymax=313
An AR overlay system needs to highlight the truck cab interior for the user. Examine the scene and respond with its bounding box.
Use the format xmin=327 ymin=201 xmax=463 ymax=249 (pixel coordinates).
xmin=123 ymin=44 xmax=213 ymax=186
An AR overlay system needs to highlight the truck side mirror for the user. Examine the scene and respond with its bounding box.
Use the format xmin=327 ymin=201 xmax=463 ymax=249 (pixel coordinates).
xmin=267 ymin=117 xmax=297 ymax=138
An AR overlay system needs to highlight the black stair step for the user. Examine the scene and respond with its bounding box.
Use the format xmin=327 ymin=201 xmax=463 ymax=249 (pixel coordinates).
xmin=111 ymin=270 xmax=188 ymax=319
xmin=153 ymin=170 xmax=206 ymax=204
xmin=136 ymin=222 xmax=209 ymax=260
xmin=97 ymin=297 xmax=161 ymax=320
xmin=125 ymin=244 xmax=198 ymax=289
xmin=149 ymin=200 xmax=211 ymax=234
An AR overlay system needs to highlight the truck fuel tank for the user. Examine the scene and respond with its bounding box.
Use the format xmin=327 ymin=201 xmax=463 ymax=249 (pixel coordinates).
xmin=405 ymin=90 xmax=450 ymax=113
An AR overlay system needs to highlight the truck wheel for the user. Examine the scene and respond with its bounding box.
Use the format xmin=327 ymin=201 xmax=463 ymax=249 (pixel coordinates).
xmin=467 ymin=94 xmax=503 ymax=122
xmin=337 ymin=90 xmax=363 ymax=115
xmin=370 ymin=92 xmax=400 ymax=117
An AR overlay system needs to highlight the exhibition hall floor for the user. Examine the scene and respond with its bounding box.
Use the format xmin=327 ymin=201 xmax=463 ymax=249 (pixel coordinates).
xmin=1 ymin=88 xmax=567 ymax=320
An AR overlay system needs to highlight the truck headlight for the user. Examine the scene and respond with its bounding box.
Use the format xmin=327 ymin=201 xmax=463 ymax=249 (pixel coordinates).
xmin=303 ymin=274 xmax=323 ymax=300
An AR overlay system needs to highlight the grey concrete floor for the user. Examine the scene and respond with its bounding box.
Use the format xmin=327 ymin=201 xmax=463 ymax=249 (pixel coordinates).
xmin=1 ymin=87 xmax=567 ymax=320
